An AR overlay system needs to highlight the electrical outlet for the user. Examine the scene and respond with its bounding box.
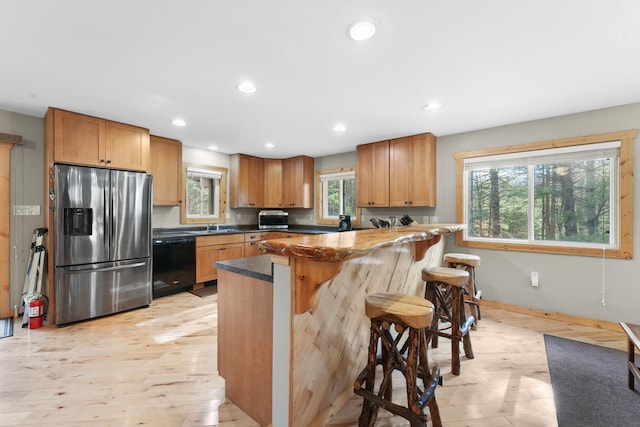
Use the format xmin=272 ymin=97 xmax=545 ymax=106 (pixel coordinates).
xmin=531 ymin=271 xmax=539 ymax=287
xmin=430 ymin=216 xmax=438 ymax=224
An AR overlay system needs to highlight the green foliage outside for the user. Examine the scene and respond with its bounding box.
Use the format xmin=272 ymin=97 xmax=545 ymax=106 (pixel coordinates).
xmin=326 ymin=178 xmax=356 ymax=217
xmin=468 ymin=159 xmax=611 ymax=244
xmin=187 ymin=175 xmax=214 ymax=217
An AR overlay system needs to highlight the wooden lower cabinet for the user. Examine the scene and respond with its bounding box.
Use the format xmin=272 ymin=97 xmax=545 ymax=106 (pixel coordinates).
xmin=195 ymin=234 xmax=244 ymax=285
xmin=244 ymin=231 xmax=283 ymax=257
xmin=281 ymin=232 xmax=303 ymax=239
xmin=218 ymin=269 xmax=273 ymax=426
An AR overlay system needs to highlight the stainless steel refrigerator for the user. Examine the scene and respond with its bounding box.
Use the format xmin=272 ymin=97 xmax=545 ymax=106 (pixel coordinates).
xmin=54 ymin=164 xmax=153 ymax=325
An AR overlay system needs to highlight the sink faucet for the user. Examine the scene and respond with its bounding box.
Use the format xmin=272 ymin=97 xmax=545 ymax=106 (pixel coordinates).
xmin=206 ymin=223 xmax=219 ymax=232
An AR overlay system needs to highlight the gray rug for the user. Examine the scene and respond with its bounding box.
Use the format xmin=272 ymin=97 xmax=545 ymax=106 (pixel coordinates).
xmin=544 ymin=334 xmax=640 ymax=427
xmin=0 ymin=318 xmax=13 ymax=339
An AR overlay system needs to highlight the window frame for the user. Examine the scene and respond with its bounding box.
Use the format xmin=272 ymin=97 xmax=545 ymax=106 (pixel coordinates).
xmin=454 ymin=130 xmax=636 ymax=259
xmin=180 ymin=162 xmax=227 ymax=224
xmin=315 ymin=167 xmax=361 ymax=226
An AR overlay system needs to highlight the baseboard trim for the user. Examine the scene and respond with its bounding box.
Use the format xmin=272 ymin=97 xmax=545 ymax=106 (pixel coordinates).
xmin=481 ymin=299 xmax=621 ymax=332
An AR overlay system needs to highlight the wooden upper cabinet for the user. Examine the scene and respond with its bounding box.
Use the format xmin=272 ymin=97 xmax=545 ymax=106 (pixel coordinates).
xmin=105 ymin=121 xmax=150 ymax=171
xmin=50 ymin=108 xmax=150 ymax=171
xmin=356 ymin=141 xmax=390 ymax=207
xmin=149 ymin=135 xmax=182 ymax=206
xmin=52 ymin=109 xmax=106 ymax=167
xmin=231 ymin=154 xmax=314 ymax=209
xmin=282 ymin=156 xmax=314 ymax=208
xmin=389 ymin=133 xmax=436 ymax=207
xmin=230 ymin=154 xmax=265 ymax=208
xmin=264 ymin=158 xmax=283 ymax=208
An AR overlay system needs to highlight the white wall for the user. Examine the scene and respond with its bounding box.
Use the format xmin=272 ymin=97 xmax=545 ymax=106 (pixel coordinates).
xmin=436 ymin=102 xmax=640 ymax=324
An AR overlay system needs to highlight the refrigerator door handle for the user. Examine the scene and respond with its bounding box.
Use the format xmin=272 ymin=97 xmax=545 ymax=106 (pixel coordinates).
xmin=68 ymin=262 xmax=147 ymax=274
xmin=104 ymin=188 xmax=110 ymax=251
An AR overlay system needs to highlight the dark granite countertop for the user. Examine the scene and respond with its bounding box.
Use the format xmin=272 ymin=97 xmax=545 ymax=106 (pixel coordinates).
xmin=215 ymin=255 xmax=274 ymax=283
xmin=153 ymin=224 xmax=344 ymax=239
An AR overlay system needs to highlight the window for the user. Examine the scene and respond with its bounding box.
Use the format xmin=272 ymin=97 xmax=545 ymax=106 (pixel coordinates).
xmin=454 ymin=130 xmax=636 ymax=258
xmin=316 ymin=167 xmax=360 ymax=225
xmin=181 ymin=163 xmax=227 ymax=224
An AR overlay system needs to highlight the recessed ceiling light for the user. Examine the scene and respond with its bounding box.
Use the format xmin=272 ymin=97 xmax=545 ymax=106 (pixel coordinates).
xmin=265 ymin=142 xmax=275 ymax=149
xmin=423 ymin=102 xmax=444 ymax=111
xmin=237 ymin=81 xmax=257 ymax=93
xmin=208 ymin=145 xmax=218 ymax=151
xmin=333 ymin=123 xmax=346 ymax=132
xmin=171 ymin=118 xmax=186 ymax=127
xmin=348 ymin=21 xmax=376 ymax=41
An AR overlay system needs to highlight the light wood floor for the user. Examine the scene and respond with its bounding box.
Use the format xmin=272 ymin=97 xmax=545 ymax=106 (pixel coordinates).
xmin=0 ymin=290 xmax=627 ymax=426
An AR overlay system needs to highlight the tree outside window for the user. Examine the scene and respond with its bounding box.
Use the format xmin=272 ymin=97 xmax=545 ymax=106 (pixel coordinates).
xmin=180 ymin=163 xmax=227 ymax=224
xmin=316 ymin=168 xmax=360 ymax=225
xmin=455 ymin=130 xmax=635 ymax=259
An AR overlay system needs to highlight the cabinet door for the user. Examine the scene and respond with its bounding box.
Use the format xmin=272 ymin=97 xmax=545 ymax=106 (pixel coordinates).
xmin=357 ymin=141 xmax=389 ymax=207
xmin=218 ymin=243 xmax=244 ymax=263
xmin=105 ymin=121 xmax=150 ymax=171
xmin=389 ymin=137 xmax=412 ymax=207
xmin=244 ymin=240 xmax=262 ymax=257
xmin=408 ymin=133 xmax=436 ymax=206
xmin=264 ymin=158 xmax=283 ymax=208
xmin=282 ymin=156 xmax=314 ymax=208
xmin=230 ymin=154 xmax=265 ymax=207
xmin=53 ymin=109 xmax=106 ymax=167
xmin=150 ymin=135 xmax=182 ymax=205
xmin=389 ymin=134 xmax=436 ymax=207
xmin=196 ymin=245 xmax=220 ymax=283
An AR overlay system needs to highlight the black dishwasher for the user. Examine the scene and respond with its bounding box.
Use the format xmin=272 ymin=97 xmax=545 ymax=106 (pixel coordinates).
xmin=152 ymin=237 xmax=196 ymax=298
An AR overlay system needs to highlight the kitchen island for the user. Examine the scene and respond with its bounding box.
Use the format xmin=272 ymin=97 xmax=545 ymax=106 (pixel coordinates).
xmin=216 ymin=224 xmax=464 ymax=427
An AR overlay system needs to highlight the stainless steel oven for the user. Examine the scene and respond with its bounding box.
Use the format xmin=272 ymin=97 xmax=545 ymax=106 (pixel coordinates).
xmin=258 ymin=210 xmax=288 ymax=229
xmin=152 ymin=236 xmax=196 ymax=298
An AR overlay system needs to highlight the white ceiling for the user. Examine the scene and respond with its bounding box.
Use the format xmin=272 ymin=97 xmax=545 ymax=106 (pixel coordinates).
xmin=2 ymin=1 xmax=640 ymax=158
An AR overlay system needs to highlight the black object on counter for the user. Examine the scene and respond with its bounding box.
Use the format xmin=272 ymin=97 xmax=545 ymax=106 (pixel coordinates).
xmin=338 ymin=215 xmax=352 ymax=231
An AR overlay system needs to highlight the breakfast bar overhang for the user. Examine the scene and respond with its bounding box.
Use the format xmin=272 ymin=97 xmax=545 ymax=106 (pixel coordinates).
xmin=217 ymin=224 xmax=465 ymax=427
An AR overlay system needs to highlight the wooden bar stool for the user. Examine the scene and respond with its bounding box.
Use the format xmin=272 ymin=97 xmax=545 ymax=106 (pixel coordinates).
xmin=354 ymin=293 xmax=442 ymax=427
xmin=444 ymin=253 xmax=482 ymax=327
xmin=422 ymin=267 xmax=475 ymax=376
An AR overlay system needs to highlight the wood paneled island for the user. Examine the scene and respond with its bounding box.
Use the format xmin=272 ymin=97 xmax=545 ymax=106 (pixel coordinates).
xmin=216 ymin=224 xmax=464 ymax=427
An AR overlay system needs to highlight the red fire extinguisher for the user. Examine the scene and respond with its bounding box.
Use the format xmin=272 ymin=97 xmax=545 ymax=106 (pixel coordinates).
xmin=28 ymin=297 xmax=45 ymax=329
